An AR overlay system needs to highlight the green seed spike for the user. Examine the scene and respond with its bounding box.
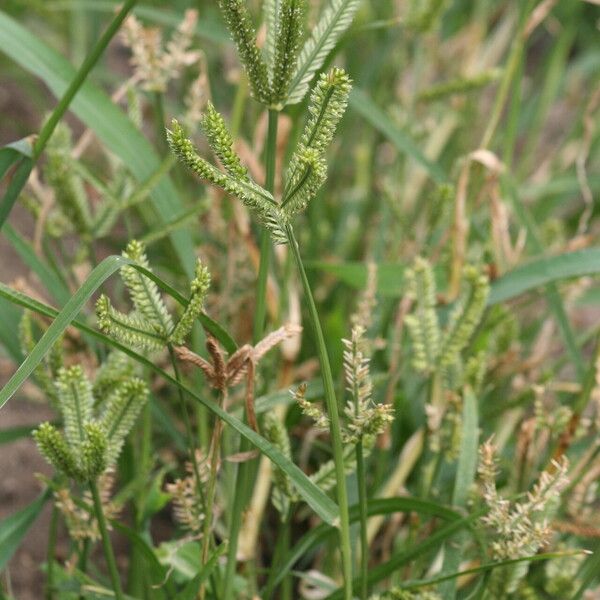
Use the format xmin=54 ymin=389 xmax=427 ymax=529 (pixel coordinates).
xmin=299 ymin=67 xmax=352 ymax=154
xmin=217 ymin=0 xmax=271 ymax=105
xmin=55 ymin=366 xmax=94 ymax=454
xmin=96 ymin=294 xmax=165 ymax=352
xmin=100 ymin=378 xmax=148 ymax=465
xmin=281 ymin=147 xmax=327 ymax=217
xmin=33 ymin=422 xmax=80 ymax=480
xmin=284 ymin=68 xmax=351 ymax=212
xmin=81 ymin=422 xmax=108 ymax=480
xmin=170 ymin=258 xmax=211 ymax=344
xmin=93 ymin=351 xmax=137 ymax=400
xmin=439 ymin=265 xmax=489 ymax=369
xmin=167 ymin=119 xmax=288 ymax=243
xmin=121 ymin=240 xmax=173 ymax=336
xmin=200 ymin=102 xmax=249 ymax=181
xmin=404 ymin=257 xmax=441 ymax=373
xmin=270 ymin=0 xmax=307 ymax=108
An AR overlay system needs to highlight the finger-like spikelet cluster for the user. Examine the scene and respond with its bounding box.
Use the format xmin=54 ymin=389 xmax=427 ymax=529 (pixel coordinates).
xmin=100 ymin=379 xmax=149 ymax=465
xmin=439 ymin=265 xmax=489 ymax=369
xmin=55 ymin=366 xmax=94 ymax=453
xmin=270 ymin=0 xmax=307 ymax=108
xmin=281 ymin=147 xmax=327 ymax=216
xmin=404 ymin=257 xmax=441 ymax=373
xmin=167 ymin=119 xmax=288 ymax=243
xmin=283 ymin=68 xmax=351 ymax=215
xmin=342 ymin=326 xmax=394 ymax=445
xmin=121 ymin=240 xmax=174 ymax=335
xmin=217 ymin=0 xmax=271 ymax=104
xmin=169 ymin=67 xmax=350 ymax=241
xmin=200 ymin=102 xmax=249 ymax=180
xmin=96 ymin=294 xmax=165 ymax=351
xmin=97 ymin=240 xmax=214 ymax=349
xmin=405 ymin=258 xmax=489 ymax=379
xmin=294 ymin=382 xmax=329 ymax=430
xmin=478 ymin=440 xmax=570 ymax=595
xmin=170 ymin=258 xmax=211 ymax=344
xmin=33 ymin=363 xmax=148 ymax=482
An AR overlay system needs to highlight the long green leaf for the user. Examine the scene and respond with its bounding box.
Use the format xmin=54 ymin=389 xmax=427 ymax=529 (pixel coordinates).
xmin=4 ymin=224 xmax=71 ymax=306
xmin=0 ymin=490 xmax=50 ymax=571
xmin=267 ymin=496 xmax=463 ymax=592
xmin=309 ymin=247 xmax=600 ymax=305
xmin=0 ymin=282 xmax=338 ymax=525
xmin=349 ymin=88 xmax=448 ymax=184
xmin=174 ymin=543 xmax=228 ymax=599
xmin=0 ymin=10 xmax=196 ymax=278
xmin=439 ymin=387 xmax=479 ymax=598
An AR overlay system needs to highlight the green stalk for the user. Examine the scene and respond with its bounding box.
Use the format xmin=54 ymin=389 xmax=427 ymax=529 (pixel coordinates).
xmin=356 ymin=441 xmax=368 ymax=600
xmin=0 ymin=0 xmax=138 ymax=230
xmin=222 ymin=108 xmax=279 ymax=600
xmin=45 ymin=505 xmax=59 ymax=600
xmin=286 ymin=224 xmax=353 ymax=600
xmin=34 ymin=0 xmax=138 ymax=158
xmin=263 ymin=506 xmax=293 ymax=600
xmin=200 ymin=396 xmax=225 ymax=600
xmin=90 ymin=479 xmax=124 ymax=600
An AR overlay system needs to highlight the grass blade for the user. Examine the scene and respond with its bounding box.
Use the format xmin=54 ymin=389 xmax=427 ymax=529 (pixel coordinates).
xmin=0 ymin=490 xmax=50 ymax=571
xmin=439 ymin=387 xmax=479 ymax=598
xmin=349 ymin=88 xmax=448 ymax=184
xmin=0 ymin=9 xmax=196 ymax=278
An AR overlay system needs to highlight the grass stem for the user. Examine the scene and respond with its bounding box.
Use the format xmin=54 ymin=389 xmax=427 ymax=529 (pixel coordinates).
xmin=90 ymin=479 xmax=123 ymax=600
xmin=286 ymin=224 xmax=353 ymax=600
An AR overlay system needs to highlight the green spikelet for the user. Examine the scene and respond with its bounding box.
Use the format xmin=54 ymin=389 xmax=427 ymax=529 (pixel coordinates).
xmin=55 ymin=366 xmax=94 ymax=454
xmin=44 ymin=123 xmax=92 ymax=234
xmin=93 ymin=351 xmax=137 ymax=400
xmin=200 ymin=102 xmax=249 ymax=180
xmin=167 ymin=119 xmax=288 ymax=243
xmin=297 ymin=67 xmax=352 ymax=154
xmin=217 ymin=0 xmax=271 ymax=105
xmin=270 ymin=0 xmax=307 ymax=108
xmin=404 ymin=257 xmax=441 ymax=373
xmin=100 ymin=379 xmax=148 ymax=465
xmin=281 ymin=147 xmax=327 ymax=216
xmin=96 ymin=294 xmax=165 ymax=351
xmin=283 ymin=68 xmax=351 ymax=215
xmin=294 ymin=383 xmax=329 ymax=429
xmin=81 ymin=422 xmax=108 ymax=479
xmin=263 ymin=413 xmax=295 ymax=517
xmin=439 ymin=266 xmax=489 ymax=369
xmin=121 ymin=240 xmax=173 ymax=336
xmin=33 ymin=422 xmax=80 ymax=480
xmin=170 ymin=258 xmax=211 ymax=344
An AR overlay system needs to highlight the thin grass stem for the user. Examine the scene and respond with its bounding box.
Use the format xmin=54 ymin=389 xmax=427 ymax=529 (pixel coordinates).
xmin=286 ymin=224 xmax=353 ymax=600
xmin=90 ymin=479 xmax=123 ymax=600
